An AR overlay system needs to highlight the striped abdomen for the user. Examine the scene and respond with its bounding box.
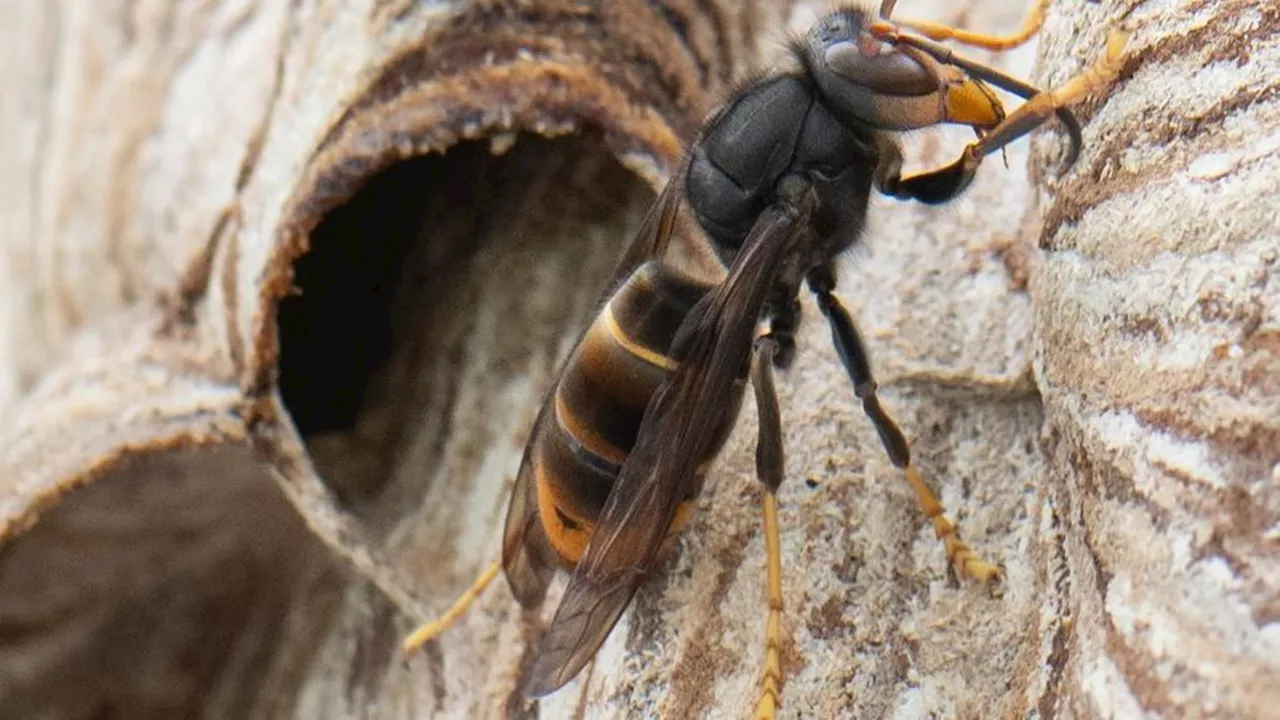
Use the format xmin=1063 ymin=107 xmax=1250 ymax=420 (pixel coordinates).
xmin=533 ymin=261 xmax=746 ymax=565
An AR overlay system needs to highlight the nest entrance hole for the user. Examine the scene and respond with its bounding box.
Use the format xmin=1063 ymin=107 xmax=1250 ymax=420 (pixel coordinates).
xmin=276 ymin=134 xmax=655 ymax=528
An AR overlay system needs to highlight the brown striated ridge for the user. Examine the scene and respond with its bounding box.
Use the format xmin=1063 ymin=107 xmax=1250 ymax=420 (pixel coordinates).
xmin=1040 ymin=0 xmax=1280 ymax=244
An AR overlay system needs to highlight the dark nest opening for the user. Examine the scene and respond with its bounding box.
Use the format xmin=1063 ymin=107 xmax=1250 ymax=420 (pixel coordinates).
xmin=0 ymin=447 xmax=340 ymax=720
xmin=276 ymin=134 xmax=654 ymax=530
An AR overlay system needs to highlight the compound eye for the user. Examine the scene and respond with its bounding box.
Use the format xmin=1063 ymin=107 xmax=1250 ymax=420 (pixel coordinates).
xmin=824 ymin=35 xmax=938 ymax=96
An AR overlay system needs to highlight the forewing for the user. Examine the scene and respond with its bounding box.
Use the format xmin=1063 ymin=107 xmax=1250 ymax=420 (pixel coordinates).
xmin=501 ymin=402 xmax=558 ymax=608
xmin=502 ymin=170 xmax=688 ymax=606
xmin=502 ymin=165 xmax=696 ymax=607
xmin=606 ymin=169 xmax=686 ymax=292
xmin=611 ymin=164 xmax=726 ymax=293
xmin=525 ymin=199 xmax=810 ymax=696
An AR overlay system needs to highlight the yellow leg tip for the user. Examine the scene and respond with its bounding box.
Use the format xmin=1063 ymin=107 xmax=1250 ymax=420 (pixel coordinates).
xmin=754 ymin=693 xmax=778 ymax=720
xmin=401 ymin=559 xmax=503 ymax=659
xmin=402 ymin=623 xmax=443 ymax=658
xmin=1107 ymin=30 xmax=1131 ymax=59
xmin=950 ymin=549 xmax=1005 ymax=597
xmin=755 ymin=492 xmax=786 ymax=719
xmin=966 ymin=559 xmax=1005 ymax=594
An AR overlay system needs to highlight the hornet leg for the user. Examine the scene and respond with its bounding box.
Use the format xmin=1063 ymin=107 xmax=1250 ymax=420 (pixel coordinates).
xmin=403 ymin=559 xmax=502 ymax=657
xmin=876 ymin=30 xmax=1129 ymax=204
xmin=749 ymin=305 xmax=796 ymax=719
xmin=876 ymin=0 xmax=1048 ymax=51
xmin=809 ymin=265 xmax=1003 ymax=588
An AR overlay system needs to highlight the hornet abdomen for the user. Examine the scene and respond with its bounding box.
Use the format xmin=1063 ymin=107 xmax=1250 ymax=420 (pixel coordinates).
xmin=534 ymin=261 xmax=746 ymax=564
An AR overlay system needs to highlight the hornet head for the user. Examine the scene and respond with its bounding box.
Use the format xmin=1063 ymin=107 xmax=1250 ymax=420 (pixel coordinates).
xmin=799 ymin=10 xmax=1005 ymax=133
